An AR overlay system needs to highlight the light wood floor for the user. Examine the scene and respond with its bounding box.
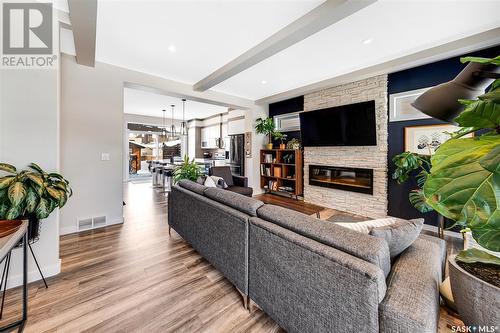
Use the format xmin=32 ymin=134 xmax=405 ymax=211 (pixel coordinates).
xmin=0 ymin=181 xmax=461 ymax=332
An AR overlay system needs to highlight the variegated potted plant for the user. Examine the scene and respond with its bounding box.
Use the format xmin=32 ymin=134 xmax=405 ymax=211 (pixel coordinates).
xmin=0 ymin=163 xmax=72 ymax=241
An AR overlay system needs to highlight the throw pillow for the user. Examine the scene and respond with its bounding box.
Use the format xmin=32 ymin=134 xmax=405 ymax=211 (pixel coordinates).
xmin=369 ymin=218 xmax=424 ymax=258
xmin=204 ymin=175 xmax=217 ymax=188
xmin=210 ymin=175 xmax=228 ymax=189
xmin=336 ymin=217 xmax=400 ymax=234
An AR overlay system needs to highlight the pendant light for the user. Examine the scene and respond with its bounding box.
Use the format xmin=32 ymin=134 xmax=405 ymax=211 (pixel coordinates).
xmin=181 ymin=98 xmax=187 ymax=136
xmin=161 ymin=109 xmax=166 ymax=136
xmin=169 ymin=104 xmax=176 ymax=140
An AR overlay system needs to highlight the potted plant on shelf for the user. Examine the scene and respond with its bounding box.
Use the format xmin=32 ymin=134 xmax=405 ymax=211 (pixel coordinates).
xmin=0 ymin=162 xmax=72 ymax=241
xmin=273 ymin=132 xmax=288 ymax=150
xmin=286 ymin=138 xmax=301 ymax=150
xmin=395 ymin=55 xmax=500 ymax=326
xmin=255 ymin=117 xmax=275 ymax=150
xmin=173 ymin=155 xmax=202 ymax=184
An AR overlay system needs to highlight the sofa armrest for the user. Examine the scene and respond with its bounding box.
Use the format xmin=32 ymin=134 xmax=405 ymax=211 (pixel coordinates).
xmin=249 ymin=217 xmax=386 ymax=333
xmin=232 ymin=175 xmax=248 ymax=187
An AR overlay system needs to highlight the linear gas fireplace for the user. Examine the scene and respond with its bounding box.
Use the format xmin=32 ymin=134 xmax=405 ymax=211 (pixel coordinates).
xmin=309 ymin=165 xmax=373 ymax=195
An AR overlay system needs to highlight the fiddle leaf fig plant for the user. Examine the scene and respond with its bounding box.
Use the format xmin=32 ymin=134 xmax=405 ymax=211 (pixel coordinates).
xmin=0 ymin=162 xmax=72 ymax=221
xmin=392 ymin=55 xmax=500 ymax=253
xmin=422 ymin=55 xmax=500 ymax=252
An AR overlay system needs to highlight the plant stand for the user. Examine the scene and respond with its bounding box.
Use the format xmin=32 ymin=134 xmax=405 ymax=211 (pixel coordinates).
xmin=0 ymin=241 xmax=48 ymax=321
xmin=0 ymin=222 xmax=28 ymax=332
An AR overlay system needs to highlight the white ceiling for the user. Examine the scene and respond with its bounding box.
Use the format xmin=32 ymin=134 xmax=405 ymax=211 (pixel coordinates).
xmin=214 ymin=0 xmax=500 ymax=99
xmin=89 ymin=0 xmax=500 ymax=101
xmin=123 ymin=88 xmax=228 ymax=120
xmin=96 ymin=0 xmax=322 ymax=84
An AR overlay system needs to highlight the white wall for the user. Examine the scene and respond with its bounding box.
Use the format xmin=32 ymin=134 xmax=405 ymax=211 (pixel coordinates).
xmin=244 ymin=107 xmax=268 ymax=194
xmin=60 ymin=57 xmax=125 ymax=235
xmin=0 ymin=69 xmax=61 ymax=286
xmin=60 ymin=54 xmax=254 ymax=235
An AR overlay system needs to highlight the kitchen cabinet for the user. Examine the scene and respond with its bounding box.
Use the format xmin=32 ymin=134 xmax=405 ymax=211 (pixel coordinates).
xmin=201 ymin=125 xmax=221 ymax=149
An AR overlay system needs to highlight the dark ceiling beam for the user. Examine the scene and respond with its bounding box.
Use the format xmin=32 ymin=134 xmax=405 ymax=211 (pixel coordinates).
xmin=68 ymin=0 xmax=97 ymax=67
xmin=192 ymin=0 xmax=377 ymax=92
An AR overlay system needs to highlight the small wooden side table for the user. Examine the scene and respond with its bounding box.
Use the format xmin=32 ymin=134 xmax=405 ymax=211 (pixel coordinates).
xmin=0 ymin=221 xmax=28 ymax=332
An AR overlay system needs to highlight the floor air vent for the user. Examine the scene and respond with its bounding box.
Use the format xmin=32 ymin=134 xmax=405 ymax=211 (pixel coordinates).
xmin=77 ymin=216 xmax=107 ymax=231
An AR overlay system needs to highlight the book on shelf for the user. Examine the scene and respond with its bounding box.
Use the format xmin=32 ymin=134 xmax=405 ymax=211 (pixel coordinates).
xmin=260 ymin=164 xmax=272 ymax=176
xmin=267 ymin=180 xmax=279 ymax=191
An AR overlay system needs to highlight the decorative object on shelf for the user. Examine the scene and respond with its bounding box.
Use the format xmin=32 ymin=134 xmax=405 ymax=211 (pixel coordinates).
xmin=244 ymin=132 xmax=252 ymax=158
xmin=255 ymin=117 xmax=275 ymax=150
xmin=409 ymin=55 xmax=500 ymax=327
xmin=173 ymin=155 xmax=202 ymax=183
xmin=404 ymin=124 xmax=473 ymax=155
xmin=180 ymin=99 xmax=187 ymax=136
xmin=273 ymin=132 xmax=287 ymax=150
xmin=0 ymin=162 xmax=73 ymax=289
xmin=286 ymin=138 xmax=300 ymax=150
xmin=273 ymin=167 xmax=281 ymax=178
xmin=282 ymin=153 xmax=294 ymax=164
xmin=389 ymin=87 xmax=431 ymax=122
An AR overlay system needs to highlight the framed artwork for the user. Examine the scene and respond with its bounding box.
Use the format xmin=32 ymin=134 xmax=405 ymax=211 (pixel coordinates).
xmin=389 ymin=87 xmax=432 ymax=122
xmin=244 ymin=131 xmax=252 ymax=158
xmin=404 ymin=124 xmax=473 ymax=155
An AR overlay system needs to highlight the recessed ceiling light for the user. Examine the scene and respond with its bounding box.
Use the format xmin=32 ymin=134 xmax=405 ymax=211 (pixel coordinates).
xmin=168 ymin=44 xmax=177 ymax=53
xmin=261 ymin=80 xmax=267 ymax=85
xmin=362 ymin=38 xmax=373 ymax=45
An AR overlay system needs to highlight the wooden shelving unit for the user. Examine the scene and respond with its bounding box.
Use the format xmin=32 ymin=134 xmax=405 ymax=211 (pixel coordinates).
xmin=260 ymin=149 xmax=303 ymax=199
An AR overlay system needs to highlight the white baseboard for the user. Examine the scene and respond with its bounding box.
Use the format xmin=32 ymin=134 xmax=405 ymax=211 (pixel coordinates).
xmin=422 ymin=224 xmax=462 ymax=239
xmin=6 ymin=259 xmax=61 ymax=289
xmin=60 ymin=217 xmax=124 ymax=236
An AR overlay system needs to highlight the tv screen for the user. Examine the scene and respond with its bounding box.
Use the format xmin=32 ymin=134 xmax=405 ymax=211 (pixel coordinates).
xmin=299 ymin=101 xmax=377 ymax=146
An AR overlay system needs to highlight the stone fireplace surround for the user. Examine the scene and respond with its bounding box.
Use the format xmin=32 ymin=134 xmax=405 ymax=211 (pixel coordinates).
xmin=303 ymin=75 xmax=388 ymax=218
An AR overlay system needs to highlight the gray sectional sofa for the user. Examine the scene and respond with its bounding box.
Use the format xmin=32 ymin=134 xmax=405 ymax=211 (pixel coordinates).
xmin=168 ymin=180 xmax=446 ymax=333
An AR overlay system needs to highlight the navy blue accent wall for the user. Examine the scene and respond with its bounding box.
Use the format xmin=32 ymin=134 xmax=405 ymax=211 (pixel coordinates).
xmin=387 ymin=45 xmax=500 ymax=226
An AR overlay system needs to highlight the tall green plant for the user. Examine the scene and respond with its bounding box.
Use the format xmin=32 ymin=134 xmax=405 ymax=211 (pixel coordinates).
xmin=392 ymin=152 xmax=433 ymax=213
xmin=0 ymin=162 xmax=72 ymax=220
xmin=255 ymin=117 xmax=275 ymax=144
xmin=173 ymin=155 xmax=202 ymax=184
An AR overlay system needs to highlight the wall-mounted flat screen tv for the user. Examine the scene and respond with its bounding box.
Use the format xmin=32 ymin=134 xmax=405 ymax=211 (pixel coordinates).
xmin=299 ymin=100 xmax=377 ymax=146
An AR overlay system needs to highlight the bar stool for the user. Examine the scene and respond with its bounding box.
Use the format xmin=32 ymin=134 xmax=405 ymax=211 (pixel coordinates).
xmin=163 ymin=169 xmax=173 ymax=192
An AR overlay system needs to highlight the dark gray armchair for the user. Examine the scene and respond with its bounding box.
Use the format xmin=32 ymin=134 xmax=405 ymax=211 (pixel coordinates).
xmin=209 ymin=166 xmax=253 ymax=197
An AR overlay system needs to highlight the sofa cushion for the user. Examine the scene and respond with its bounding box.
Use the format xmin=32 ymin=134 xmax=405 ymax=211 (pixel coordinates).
xmin=369 ymin=218 xmax=424 ymax=259
xmin=256 ymin=204 xmax=391 ymax=277
xmin=204 ymin=187 xmax=263 ymax=216
xmin=379 ymin=235 xmax=445 ymax=333
xmin=178 ymin=179 xmax=207 ymax=195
